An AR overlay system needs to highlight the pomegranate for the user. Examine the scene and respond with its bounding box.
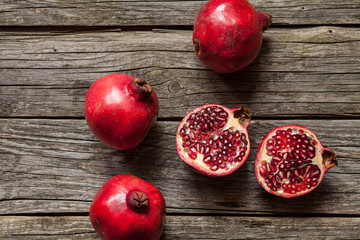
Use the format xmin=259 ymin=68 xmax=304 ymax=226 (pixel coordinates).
xmin=84 ymin=73 xmax=159 ymax=150
xmin=193 ymin=0 xmax=272 ymax=73
xmin=89 ymin=175 xmax=166 ymax=240
xmin=176 ymin=104 xmax=251 ymax=177
xmin=255 ymin=125 xmax=338 ymax=198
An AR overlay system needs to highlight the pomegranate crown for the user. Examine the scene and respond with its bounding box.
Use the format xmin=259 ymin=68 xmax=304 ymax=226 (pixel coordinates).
xmin=234 ymin=106 xmax=251 ymax=126
xmin=132 ymin=78 xmax=153 ymax=97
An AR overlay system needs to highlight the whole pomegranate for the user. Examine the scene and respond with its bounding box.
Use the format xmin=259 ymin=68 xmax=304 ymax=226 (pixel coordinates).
xmin=89 ymin=175 xmax=166 ymax=240
xmin=255 ymin=125 xmax=338 ymax=198
xmin=176 ymin=104 xmax=251 ymax=177
xmin=193 ymin=0 xmax=272 ymax=73
xmin=84 ymin=73 xmax=159 ymax=150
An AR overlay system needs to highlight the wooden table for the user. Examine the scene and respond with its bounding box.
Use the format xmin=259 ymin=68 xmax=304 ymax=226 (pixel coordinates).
xmin=1 ymin=1 xmax=359 ymax=239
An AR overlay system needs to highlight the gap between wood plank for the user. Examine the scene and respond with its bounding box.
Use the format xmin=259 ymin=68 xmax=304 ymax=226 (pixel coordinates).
xmin=1 ymin=116 xmax=360 ymax=121
xmin=0 ymin=24 xmax=360 ymax=33
xmin=1 ymin=212 xmax=359 ymax=218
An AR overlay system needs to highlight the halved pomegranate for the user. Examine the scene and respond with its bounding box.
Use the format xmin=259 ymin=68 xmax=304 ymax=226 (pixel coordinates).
xmin=176 ymin=104 xmax=251 ymax=177
xmin=255 ymin=125 xmax=338 ymax=198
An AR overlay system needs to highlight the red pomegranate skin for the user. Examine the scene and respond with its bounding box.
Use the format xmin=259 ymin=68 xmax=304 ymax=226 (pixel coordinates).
xmin=193 ymin=0 xmax=272 ymax=73
xmin=89 ymin=175 xmax=166 ymax=240
xmin=84 ymin=73 xmax=159 ymax=150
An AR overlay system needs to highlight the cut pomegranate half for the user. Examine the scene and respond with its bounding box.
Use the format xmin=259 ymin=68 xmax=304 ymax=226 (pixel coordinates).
xmin=176 ymin=104 xmax=251 ymax=177
xmin=255 ymin=125 xmax=337 ymax=198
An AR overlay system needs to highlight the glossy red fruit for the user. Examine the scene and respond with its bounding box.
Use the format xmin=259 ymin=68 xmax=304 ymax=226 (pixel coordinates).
xmin=89 ymin=175 xmax=166 ymax=240
xmin=193 ymin=0 xmax=272 ymax=73
xmin=255 ymin=125 xmax=338 ymax=198
xmin=84 ymin=73 xmax=159 ymax=150
xmin=176 ymin=104 xmax=251 ymax=177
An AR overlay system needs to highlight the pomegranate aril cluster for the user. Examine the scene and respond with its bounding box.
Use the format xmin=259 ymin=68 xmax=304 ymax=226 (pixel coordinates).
xmin=259 ymin=128 xmax=320 ymax=194
xmin=179 ymin=106 xmax=248 ymax=172
xmin=180 ymin=106 xmax=228 ymax=134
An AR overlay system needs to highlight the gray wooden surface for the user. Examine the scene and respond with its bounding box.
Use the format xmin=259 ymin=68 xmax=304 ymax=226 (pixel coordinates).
xmin=0 ymin=0 xmax=359 ymax=239
xmin=1 ymin=28 xmax=359 ymax=118
xmin=1 ymin=119 xmax=359 ymax=216
xmin=1 ymin=216 xmax=360 ymax=239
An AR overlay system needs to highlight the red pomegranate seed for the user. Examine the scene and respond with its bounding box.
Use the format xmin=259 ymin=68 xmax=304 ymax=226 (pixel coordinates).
xmin=188 ymin=151 xmax=197 ymax=160
xmin=210 ymin=164 xmax=219 ymax=171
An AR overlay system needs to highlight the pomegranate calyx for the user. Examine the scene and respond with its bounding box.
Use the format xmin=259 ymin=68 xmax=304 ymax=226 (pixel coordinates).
xmin=257 ymin=12 xmax=272 ymax=32
xmin=128 ymin=190 xmax=149 ymax=211
xmin=322 ymin=149 xmax=338 ymax=169
xmin=193 ymin=37 xmax=201 ymax=56
xmin=132 ymin=78 xmax=153 ymax=97
xmin=233 ymin=106 xmax=251 ymax=126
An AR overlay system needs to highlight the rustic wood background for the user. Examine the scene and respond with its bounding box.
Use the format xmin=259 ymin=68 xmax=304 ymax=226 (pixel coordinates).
xmin=1 ymin=0 xmax=359 ymax=239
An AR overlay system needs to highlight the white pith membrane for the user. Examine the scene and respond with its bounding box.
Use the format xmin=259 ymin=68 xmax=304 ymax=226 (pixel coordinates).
xmin=176 ymin=105 xmax=250 ymax=176
xmin=257 ymin=126 xmax=325 ymax=196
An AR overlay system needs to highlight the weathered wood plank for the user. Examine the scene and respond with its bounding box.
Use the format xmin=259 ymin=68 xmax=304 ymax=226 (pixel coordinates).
xmin=0 ymin=27 xmax=359 ymax=118
xmin=1 ymin=216 xmax=359 ymax=239
xmin=0 ymin=0 xmax=359 ymax=26
xmin=0 ymin=216 xmax=95 ymax=239
xmin=1 ymin=119 xmax=359 ymax=215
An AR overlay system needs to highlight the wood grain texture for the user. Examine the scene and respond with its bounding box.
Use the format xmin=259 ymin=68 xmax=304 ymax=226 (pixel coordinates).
xmin=1 ymin=27 xmax=359 ymax=118
xmin=1 ymin=215 xmax=360 ymax=239
xmin=0 ymin=216 xmax=95 ymax=239
xmin=1 ymin=0 xmax=359 ymax=238
xmin=0 ymin=0 xmax=359 ymax=26
xmin=1 ymin=119 xmax=359 ymax=215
